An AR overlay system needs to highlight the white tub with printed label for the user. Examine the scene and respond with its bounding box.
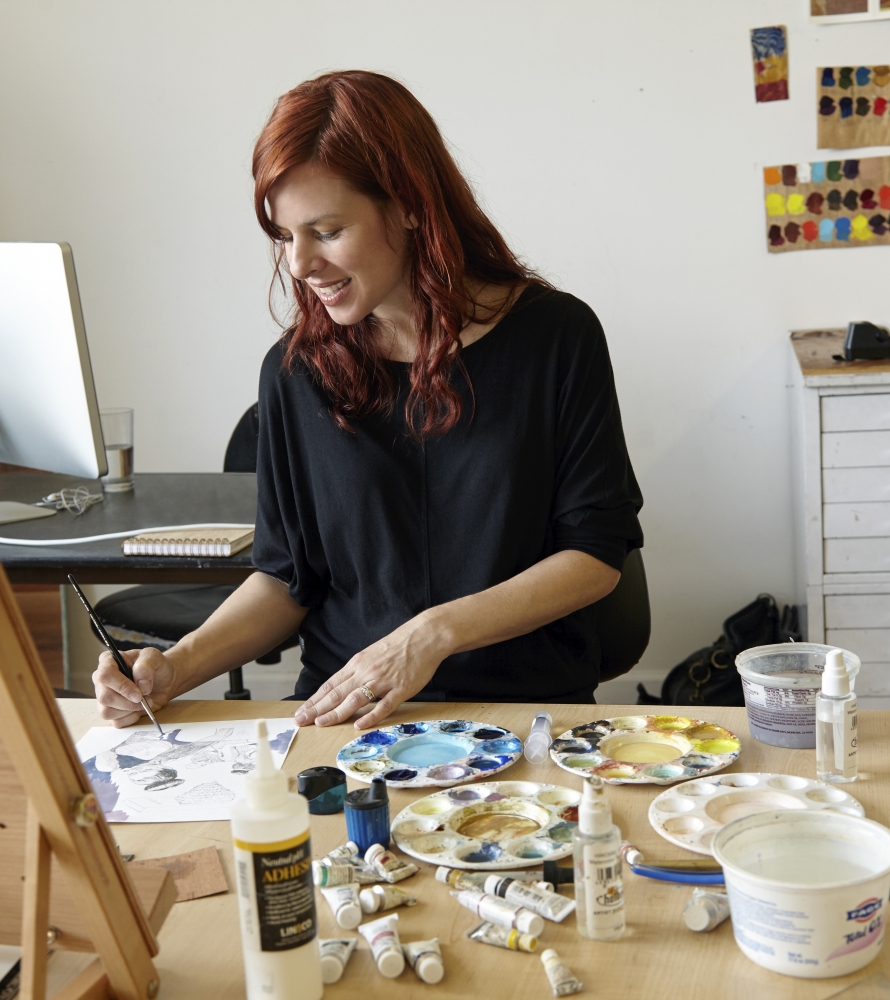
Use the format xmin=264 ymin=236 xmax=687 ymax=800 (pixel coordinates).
xmin=735 ymin=644 xmax=860 ymax=749
xmin=713 ymin=811 xmax=890 ymax=979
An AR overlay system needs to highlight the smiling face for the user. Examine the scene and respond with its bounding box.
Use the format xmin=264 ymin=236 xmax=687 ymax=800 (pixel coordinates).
xmin=267 ymin=160 xmax=414 ymax=327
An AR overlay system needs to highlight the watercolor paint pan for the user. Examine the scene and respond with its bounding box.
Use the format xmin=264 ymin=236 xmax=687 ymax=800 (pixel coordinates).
xmin=549 ymin=715 xmax=741 ymax=785
xmin=336 ymin=719 xmax=523 ymax=789
xmin=391 ymin=780 xmax=580 ymax=870
xmin=648 ymin=772 xmax=865 ymax=856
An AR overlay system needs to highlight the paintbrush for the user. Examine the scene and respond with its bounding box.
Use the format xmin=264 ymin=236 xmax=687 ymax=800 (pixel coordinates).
xmin=67 ymin=574 xmax=165 ymax=738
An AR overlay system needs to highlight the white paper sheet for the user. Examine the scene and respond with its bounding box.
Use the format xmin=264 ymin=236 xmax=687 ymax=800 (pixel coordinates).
xmin=75 ymin=719 xmax=298 ymax=823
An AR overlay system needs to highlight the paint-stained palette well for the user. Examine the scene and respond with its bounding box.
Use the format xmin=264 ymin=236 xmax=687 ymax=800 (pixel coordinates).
xmin=336 ymin=720 xmax=522 ymax=788
xmin=549 ymin=716 xmax=741 ymax=785
xmin=391 ymin=781 xmax=580 ymax=869
xmin=649 ymin=772 xmax=865 ymax=856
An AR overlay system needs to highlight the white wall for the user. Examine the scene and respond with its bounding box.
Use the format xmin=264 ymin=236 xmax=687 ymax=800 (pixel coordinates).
xmin=3 ymin=0 xmax=890 ymax=695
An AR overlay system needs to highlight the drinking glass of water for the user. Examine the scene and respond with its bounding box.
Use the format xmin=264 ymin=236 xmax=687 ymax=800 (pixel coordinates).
xmin=99 ymin=407 xmax=134 ymax=492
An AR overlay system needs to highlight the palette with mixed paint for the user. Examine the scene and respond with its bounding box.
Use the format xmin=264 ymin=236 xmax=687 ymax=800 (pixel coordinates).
xmin=549 ymin=715 xmax=741 ymax=785
xmin=391 ymin=780 xmax=579 ymax=870
xmin=336 ymin=720 xmax=522 ymax=788
xmin=649 ymin=772 xmax=865 ymax=856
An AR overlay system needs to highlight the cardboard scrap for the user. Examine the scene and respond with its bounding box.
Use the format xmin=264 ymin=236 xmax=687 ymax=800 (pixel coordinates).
xmin=128 ymin=846 xmax=228 ymax=902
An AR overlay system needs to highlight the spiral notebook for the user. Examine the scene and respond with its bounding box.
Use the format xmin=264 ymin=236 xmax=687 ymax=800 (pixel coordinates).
xmin=122 ymin=527 xmax=254 ymax=558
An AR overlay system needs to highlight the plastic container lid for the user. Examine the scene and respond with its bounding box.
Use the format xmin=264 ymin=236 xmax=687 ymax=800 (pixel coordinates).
xmin=359 ymin=888 xmax=380 ymax=914
xmin=516 ymin=933 xmax=538 ymax=953
xmin=320 ymin=953 xmax=344 ymax=984
xmin=683 ymin=899 xmax=716 ymax=932
xmin=541 ymin=948 xmax=559 ymax=963
xmin=515 ymin=909 xmax=544 ymax=937
xmin=416 ymin=952 xmax=444 ymax=984
xmin=435 ymin=866 xmax=452 ymax=884
xmin=345 ymin=776 xmax=389 ymax=811
xmin=336 ymin=901 xmax=362 ymax=930
xmin=377 ymin=947 xmax=405 ymax=978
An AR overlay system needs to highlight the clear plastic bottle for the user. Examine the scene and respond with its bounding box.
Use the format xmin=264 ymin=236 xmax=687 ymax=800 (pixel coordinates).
xmin=573 ymin=777 xmax=625 ymax=940
xmin=816 ymin=649 xmax=858 ymax=784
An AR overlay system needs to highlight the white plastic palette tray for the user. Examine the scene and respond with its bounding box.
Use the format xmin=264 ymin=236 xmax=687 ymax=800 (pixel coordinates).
xmin=648 ymin=772 xmax=865 ymax=856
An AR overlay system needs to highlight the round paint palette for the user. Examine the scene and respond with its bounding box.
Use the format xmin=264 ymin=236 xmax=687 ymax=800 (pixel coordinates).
xmin=336 ymin=720 xmax=523 ymax=788
xmin=391 ymin=780 xmax=580 ymax=869
xmin=549 ymin=715 xmax=741 ymax=785
xmin=649 ymin=772 xmax=865 ymax=856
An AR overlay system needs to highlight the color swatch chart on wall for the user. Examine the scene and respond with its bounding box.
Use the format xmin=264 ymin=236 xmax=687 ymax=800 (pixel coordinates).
xmin=763 ymin=156 xmax=890 ymax=253
xmin=818 ymin=66 xmax=890 ymax=148
xmin=811 ymin=0 xmax=890 ymax=23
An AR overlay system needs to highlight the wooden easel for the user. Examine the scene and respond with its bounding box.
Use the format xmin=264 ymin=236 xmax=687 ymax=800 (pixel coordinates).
xmin=0 ymin=564 xmax=175 ymax=1000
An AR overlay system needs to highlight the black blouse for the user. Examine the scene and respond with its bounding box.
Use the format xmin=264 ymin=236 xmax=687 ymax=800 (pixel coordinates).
xmin=252 ymin=286 xmax=643 ymax=703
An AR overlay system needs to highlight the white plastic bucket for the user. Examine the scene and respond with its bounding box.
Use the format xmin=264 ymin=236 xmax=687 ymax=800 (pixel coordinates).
xmin=713 ymin=811 xmax=890 ymax=979
xmin=735 ymin=644 xmax=861 ymax=749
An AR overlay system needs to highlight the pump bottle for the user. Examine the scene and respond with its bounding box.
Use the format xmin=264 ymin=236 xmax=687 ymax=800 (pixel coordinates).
xmin=231 ymin=720 xmax=323 ymax=1000
xmin=573 ymin=776 xmax=625 ymax=940
xmin=816 ymin=649 xmax=858 ymax=784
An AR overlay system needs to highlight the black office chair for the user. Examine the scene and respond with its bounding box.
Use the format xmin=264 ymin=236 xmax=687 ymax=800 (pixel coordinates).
xmin=590 ymin=547 xmax=651 ymax=686
xmin=92 ymin=404 xmax=300 ymax=700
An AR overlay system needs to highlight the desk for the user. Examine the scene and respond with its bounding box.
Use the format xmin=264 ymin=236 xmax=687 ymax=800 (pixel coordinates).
xmin=0 ymin=472 xmax=256 ymax=585
xmin=55 ymin=699 xmax=890 ymax=1000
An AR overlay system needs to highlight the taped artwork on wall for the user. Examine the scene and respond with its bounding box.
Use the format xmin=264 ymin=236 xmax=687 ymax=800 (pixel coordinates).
xmin=818 ymin=66 xmax=890 ymax=148
xmin=811 ymin=0 xmax=890 ymax=22
xmin=763 ymin=156 xmax=890 ymax=252
xmin=751 ymin=26 xmax=788 ymax=102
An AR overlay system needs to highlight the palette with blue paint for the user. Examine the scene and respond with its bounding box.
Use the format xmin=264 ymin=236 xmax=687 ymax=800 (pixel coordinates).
xmin=336 ymin=720 xmax=523 ymax=788
xmin=550 ymin=715 xmax=742 ymax=785
xmin=391 ymin=781 xmax=579 ymax=869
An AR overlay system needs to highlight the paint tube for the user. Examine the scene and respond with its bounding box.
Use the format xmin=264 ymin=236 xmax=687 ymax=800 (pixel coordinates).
xmin=683 ymin=888 xmax=730 ymax=932
xmin=313 ymin=861 xmax=357 ymax=887
xmin=328 ymin=856 xmax=381 ymax=884
xmin=357 ymin=912 xmax=405 ymax=978
xmin=436 ymin=866 xmax=552 ymax=892
xmin=318 ymin=938 xmax=357 ymax=984
xmin=540 ymin=949 xmax=584 ymax=996
xmin=467 ymin=921 xmax=538 ymax=953
xmin=359 ymin=884 xmax=418 ymax=914
xmin=325 ymin=842 xmax=360 ymax=861
xmin=483 ymin=875 xmax=576 ymax=923
xmin=450 ymin=889 xmax=543 ymax=937
xmin=402 ymin=938 xmax=444 ymax=984
xmin=319 ymin=884 xmax=362 ymax=930
xmin=364 ymin=843 xmax=418 ymax=883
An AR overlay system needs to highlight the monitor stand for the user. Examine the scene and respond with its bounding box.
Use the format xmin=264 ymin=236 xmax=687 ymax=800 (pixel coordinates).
xmin=0 ymin=501 xmax=57 ymax=525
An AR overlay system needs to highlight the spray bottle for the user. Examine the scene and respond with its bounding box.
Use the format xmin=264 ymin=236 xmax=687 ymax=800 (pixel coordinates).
xmin=573 ymin=776 xmax=625 ymax=940
xmin=231 ymin=720 xmax=323 ymax=1000
xmin=816 ymin=648 xmax=858 ymax=784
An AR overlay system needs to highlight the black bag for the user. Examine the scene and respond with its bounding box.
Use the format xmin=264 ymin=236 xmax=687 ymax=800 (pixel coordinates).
xmin=636 ymin=595 xmax=801 ymax=707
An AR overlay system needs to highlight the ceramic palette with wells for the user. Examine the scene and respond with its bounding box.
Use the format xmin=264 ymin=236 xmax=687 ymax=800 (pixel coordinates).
xmin=391 ymin=780 xmax=580 ymax=870
xmin=336 ymin=720 xmax=523 ymax=788
xmin=649 ymin=772 xmax=865 ymax=856
xmin=549 ymin=715 xmax=741 ymax=785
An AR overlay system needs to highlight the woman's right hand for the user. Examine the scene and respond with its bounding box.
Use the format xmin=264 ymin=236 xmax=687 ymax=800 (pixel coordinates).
xmin=92 ymin=647 xmax=178 ymax=728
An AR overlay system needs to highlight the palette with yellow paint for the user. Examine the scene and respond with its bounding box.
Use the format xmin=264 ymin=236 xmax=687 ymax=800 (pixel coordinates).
xmin=391 ymin=781 xmax=580 ymax=870
xmin=549 ymin=716 xmax=741 ymax=785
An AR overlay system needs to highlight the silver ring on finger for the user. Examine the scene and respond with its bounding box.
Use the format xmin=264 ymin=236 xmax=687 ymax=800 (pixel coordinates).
xmin=360 ymin=684 xmax=377 ymax=702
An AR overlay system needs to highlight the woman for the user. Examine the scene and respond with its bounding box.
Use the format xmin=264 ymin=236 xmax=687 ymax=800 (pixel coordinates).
xmin=93 ymin=70 xmax=643 ymax=732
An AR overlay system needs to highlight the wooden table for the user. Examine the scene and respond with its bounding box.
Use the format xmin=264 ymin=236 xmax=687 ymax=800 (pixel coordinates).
xmin=54 ymin=700 xmax=890 ymax=999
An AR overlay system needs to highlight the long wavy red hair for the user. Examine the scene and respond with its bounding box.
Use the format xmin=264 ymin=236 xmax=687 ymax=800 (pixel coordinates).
xmin=252 ymin=70 xmax=542 ymax=437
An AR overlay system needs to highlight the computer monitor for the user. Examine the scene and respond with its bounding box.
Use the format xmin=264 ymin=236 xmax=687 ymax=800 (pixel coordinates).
xmin=0 ymin=242 xmax=107 ymax=482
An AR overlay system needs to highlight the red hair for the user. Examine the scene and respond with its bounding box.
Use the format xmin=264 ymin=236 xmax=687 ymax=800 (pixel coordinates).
xmin=252 ymin=70 xmax=542 ymax=437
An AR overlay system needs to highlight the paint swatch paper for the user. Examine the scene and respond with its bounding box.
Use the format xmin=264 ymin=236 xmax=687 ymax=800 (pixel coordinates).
xmin=818 ymin=66 xmax=890 ymax=148
xmin=751 ymin=26 xmax=788 ymax=102
xmin=76 ymin=719 xmax=297 ymax=822
xmin=811 ymin=0 xmax=890 ymax=21
xmin=763 ymin=156 xmax=890 ymax=252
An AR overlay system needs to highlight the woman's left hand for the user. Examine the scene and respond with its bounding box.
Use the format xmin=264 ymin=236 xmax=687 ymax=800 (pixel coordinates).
xmin=293 ymin=612 xmax=452 ymax=730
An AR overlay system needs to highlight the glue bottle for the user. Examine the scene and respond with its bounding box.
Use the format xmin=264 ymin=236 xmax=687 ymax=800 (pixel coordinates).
xmin=816 ymin=649 xmax=858 ymax=784
xmin=573 ymin=776 xmax=625 ymax=941
xmin=231 ymin=720 xmax=323 ymax=1000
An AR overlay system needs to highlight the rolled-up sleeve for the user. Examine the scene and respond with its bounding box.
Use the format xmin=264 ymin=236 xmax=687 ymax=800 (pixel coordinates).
xmin=550 ymin=307 xmax=643 ymax=572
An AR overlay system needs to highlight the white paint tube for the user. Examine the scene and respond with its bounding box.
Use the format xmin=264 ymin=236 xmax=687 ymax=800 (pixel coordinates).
xmin=402 ymin=938 xmax=444 ymax=984
xmin=357 ymin=913 xmax=405 ymax=978
xmin=319 ymin=884 xmax=362 ymax=930
xmin=435 ymin=866 xmax=553 ymax=892
xmin=313 ymin=861 xmax=356 ymax=887
xmin=541 ymin=949 xmax=584 ymax=996
xmin=484 ymin=875 xmax=576 ymax=923
xmin=359 ymin=884 xmax=418 ymax=914
xmin=318 ymin=938 xmax=357 ymax=984
xmin=683 ymin=888 xmax=730 ymax=932
xmin=364 ymin=844 xmax=418 ymax=883
xmin=325 ymin=842 xmax=359 ymax=861
xmin=467 ymin=921 xmax=538 ymax=953
xmin=451 ymin=889 xmax=543 ymax=937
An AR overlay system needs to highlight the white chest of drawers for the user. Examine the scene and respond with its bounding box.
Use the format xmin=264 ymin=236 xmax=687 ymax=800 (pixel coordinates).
xmin=792 ymin=330 xmax=890 ymax=705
